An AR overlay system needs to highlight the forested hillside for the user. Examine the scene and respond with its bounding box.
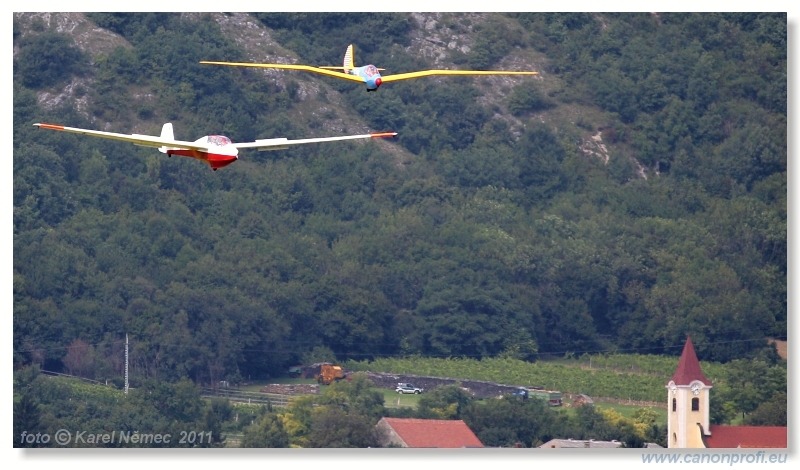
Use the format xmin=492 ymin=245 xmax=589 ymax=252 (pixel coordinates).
xmin=13 ymin=12 xmax=786 ymax=387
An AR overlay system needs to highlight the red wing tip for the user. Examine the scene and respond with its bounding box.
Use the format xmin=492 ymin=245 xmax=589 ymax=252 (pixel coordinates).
xmin=370 ymin=132 xmax=398 ymax=138
xmin=34 ymin=123 xmax=65 ymax=130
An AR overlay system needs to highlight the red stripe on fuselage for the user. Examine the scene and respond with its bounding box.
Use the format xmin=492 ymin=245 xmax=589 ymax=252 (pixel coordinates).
xmin=167 ymin=149 xmax=237 ymax=170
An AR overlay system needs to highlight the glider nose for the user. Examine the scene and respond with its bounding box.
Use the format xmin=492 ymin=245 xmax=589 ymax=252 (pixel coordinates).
xmin=366 ymin=76 xmax=383 ymax=91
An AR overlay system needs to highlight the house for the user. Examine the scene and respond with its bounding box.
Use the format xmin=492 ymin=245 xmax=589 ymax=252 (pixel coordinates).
xmin=539 ymin=438 xmax=624 ymax=448
xmin=376 ymin=417 xmax=484 ymax=448
xmin=667 ymin=336 xmax=787 ymax=448
xmin=539 ymin=438 xmax=662 ymax=448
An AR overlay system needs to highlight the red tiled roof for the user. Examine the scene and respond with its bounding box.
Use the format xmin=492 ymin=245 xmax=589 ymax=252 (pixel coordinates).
xmin=705 ymin=425 xmax=787 ymax=448
xmin=380 ymin=418 xmax=484 ymax=448
xmin=670 ymin=336 xmax=712 ymax=386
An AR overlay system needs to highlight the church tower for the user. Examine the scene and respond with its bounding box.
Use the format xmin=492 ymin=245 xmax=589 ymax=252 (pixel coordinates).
xmin=666 ymin=336 xmax=713 ymax=448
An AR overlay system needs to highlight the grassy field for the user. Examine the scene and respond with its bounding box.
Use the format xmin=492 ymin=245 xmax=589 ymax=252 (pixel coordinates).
xmin=593 ymin=400 xmax=668 ymax=423
xmin=238 ymin=377 xmax=666 ymax=424
xmin=382 ymin=389 xmax=424 ymax=408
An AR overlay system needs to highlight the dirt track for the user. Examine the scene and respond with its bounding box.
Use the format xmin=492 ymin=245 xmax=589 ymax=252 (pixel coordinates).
xmin=357 ymin=371 xmax=524 ymax=399
xmin=259 ymin=370 xmax=523 ymax=399
xmin=262 ymin=363 xmax=553 ymax=400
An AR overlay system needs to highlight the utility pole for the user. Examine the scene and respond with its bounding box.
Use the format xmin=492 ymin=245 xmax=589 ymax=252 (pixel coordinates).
xmin=124 ymin=334 xmax=129 ymax=395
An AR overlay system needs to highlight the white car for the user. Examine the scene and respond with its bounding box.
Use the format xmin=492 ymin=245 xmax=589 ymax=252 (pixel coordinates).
xmin=396 ymin=383 xmax=424 ymax=394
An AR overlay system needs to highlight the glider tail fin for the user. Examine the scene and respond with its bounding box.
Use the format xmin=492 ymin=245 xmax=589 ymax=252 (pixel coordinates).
xmin=343 ymin=44 xmax=355 ymax=73
xmin=158 ymin=123 xmax=174 ymax=154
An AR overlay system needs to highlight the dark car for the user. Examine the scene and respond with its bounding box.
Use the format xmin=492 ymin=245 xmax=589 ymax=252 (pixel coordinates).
xmin=511 ymin=387 xmax=529 ymax=400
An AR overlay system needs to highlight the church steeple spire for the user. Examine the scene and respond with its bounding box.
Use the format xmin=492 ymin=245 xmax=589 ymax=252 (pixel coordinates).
xmin=670 ymin=336 xmax=711 ymax=386
xmin=667 ymin=336 xmax=713 ymax=448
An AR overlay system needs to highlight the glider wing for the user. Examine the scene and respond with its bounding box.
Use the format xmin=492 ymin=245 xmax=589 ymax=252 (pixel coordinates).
xmin=380 ymin=69 xmax=539 ymax=83
xmin=233 ymin=132 xmax=397 ymax=152
xmin=199 ymin=61 xmax=367 ymax=83
xmin=33 ymin=123 xmax=207 ymax=151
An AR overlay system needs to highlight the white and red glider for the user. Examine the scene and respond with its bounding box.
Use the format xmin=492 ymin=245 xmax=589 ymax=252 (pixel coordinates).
xmin=33 ymin=122 xmax=397 ymax=170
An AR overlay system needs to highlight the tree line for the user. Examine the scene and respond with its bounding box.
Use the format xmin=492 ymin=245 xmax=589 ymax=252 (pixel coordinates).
xmin=12 ymin=367 xmax=665 ymax=448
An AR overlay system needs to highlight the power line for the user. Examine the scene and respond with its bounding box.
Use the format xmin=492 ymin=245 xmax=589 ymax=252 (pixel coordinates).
xmin=13 ymin=334 xmax=782 ymax=359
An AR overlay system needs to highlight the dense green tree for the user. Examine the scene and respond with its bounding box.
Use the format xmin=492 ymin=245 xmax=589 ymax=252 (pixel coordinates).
xmin=306 ymin=407 xmax=381 ymax=448
xmin=13 ymin=391 xmax=42 ymax=447
xmin=465 ymin=16 xmax=525 ymax=69
xmin=13 ymin=367 xmax=42 ymax=447
xmin=463 ymin=396 xmax=556 ymax=447
xmin=316 ymin=375 xmax=386 ymax=420
xmin=63 ymin=339 xmax=97 ymax=378
xmin=716 ymin=359 xmax=786 ymax=420
xmin=569 ymin=404 xmax=623 ymax=441
xmin=200 ymin=398 xmax=233 ymax=447
xmin=508 ymin=82 xmax=556 ymax=115
xmin=744 ymin=392 xmax=787 ymax=426
xmin=15 ymin=32 xmax=88 ymax=88
xmin=416 ymin=384 xmax=473 ymax=420
xmin=515 ymin=125 xmax=568 ymax=204
xmin=241 ymin=413 xmax=290 ymax=448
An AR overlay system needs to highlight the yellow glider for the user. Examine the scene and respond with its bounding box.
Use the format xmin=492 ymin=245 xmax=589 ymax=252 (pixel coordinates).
xmin=201 ymin=44 xmax=538 ymax=92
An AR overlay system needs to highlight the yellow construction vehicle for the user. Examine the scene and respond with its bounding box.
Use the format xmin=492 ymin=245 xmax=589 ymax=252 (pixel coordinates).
xmin=316 ymin=363 xmax=346 ymax=385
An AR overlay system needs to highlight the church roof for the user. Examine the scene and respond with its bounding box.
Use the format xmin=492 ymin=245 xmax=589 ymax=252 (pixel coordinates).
xmin=670 ymin=336 xmax=712 ymax=386
xmin=705 ymin=425 xmax=787 ymax=448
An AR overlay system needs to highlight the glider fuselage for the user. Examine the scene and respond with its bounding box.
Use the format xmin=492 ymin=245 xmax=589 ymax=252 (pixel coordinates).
xmin=166 ymin=135 xmax=239 ymax=170
xmin=350 ymin=64 xmax=382 ymax=91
